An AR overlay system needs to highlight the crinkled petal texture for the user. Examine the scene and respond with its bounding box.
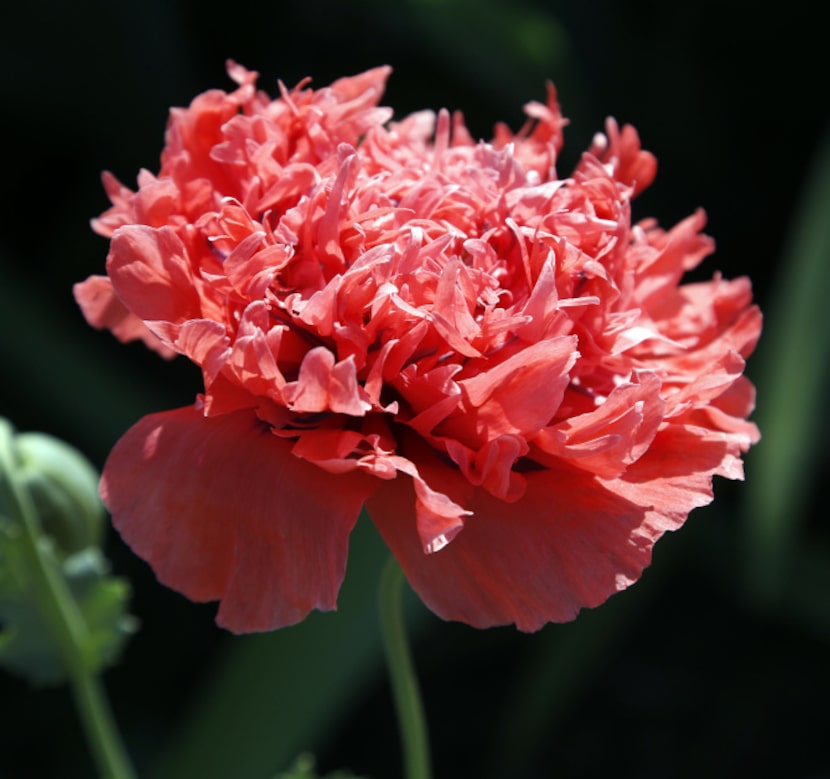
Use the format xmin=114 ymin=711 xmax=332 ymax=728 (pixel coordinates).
xmin=78 ymin=62 xmax=761 ymax=633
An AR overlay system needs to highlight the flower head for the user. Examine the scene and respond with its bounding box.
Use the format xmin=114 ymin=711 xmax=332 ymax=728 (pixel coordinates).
xmin=75 ymin=63 xmax=761 ymax=633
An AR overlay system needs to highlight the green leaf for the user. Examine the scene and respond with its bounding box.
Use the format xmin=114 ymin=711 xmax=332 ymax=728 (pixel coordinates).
xmin=62 ymin=548 xmax=138 ymax=670
xmin=0 ymin=525 xmax=137 ymax=685
xmin=742 ymin=127 xmax=830 ymax=606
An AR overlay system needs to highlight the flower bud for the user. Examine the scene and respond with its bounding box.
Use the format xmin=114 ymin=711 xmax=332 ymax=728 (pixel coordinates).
xmin=2 ymin=421 xmax=104 ymax=554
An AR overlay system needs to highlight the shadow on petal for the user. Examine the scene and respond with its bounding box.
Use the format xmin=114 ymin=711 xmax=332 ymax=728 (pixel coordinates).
xmin=367 ymin=444 xmax=655 ymax=632
xmin=101 ymin=405 xmax=376 ymax=632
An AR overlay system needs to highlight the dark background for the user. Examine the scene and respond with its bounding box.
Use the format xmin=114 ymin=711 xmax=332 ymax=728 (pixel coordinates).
xmin=1 ymin=1 xmax=828 ymax=777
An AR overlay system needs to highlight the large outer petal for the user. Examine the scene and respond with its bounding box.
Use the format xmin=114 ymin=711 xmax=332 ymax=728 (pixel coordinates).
xmin=365 ymin=440 xmax=652 ymax=631
xmin=366 ymin=419 xmax=738 ymax=631
xmin=101 ymin=405 xmax=375 ymax=632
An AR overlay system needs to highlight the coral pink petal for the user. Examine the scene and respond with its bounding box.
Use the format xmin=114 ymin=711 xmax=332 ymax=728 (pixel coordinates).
xmin=101 ymin=405 xmax=375 ymax=632
xmin=457 ymin=336 xmax=578 ymax=440
xmin=106 ymin=225 xmax=202 ymax=334
xmin=73 ymin=275 xmax=177 ymax=358
xmin=367 ymin=456 xmax=655 ymax=631
xmin=281 ymin=346 xmax=369 ymax=415
xmin=534 ymin=372 xmax=665 ymax=478
xmin=601 ymin=423 xmax=747 ymax=520
xmin=380 ymin=452 xmax=471 ymax=554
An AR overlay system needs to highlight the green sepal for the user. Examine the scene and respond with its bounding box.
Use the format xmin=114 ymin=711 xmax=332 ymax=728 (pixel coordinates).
xmin=0 ymin=522 xmax=137 ymax=685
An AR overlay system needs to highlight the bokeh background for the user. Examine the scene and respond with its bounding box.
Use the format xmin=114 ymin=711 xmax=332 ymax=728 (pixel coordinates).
xmin=1 ymin=1 xmax=828 ymax=777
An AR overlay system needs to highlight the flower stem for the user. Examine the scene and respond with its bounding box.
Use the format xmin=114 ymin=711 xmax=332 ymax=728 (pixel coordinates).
xmin=378 ymin=556 xmax=432 ymax=779
xmin=0 ymin=440 xmax=136 ymax=779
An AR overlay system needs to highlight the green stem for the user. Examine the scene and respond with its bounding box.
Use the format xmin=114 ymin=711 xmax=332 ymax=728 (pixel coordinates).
xmin=0 ymin=438 xmax=136 ymax=779
xmin=378 ymin=556 xmax=432 ymax=779
xmin=67 ymin=670 xmax=136 ymax=779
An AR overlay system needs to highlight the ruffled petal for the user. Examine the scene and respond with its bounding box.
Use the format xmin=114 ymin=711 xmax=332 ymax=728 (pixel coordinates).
xmin=281 ymin=346 xmax=371 ymax=415
xmin=357 ymin=434 xmax=472 ymax=555
xmin=588 ymin=118 xmax=657 ymax=196
xmin=73 ymin=275 xmax=176 ymax=358
xmin=101 ymin=405 xmax=375 ymax=632
xmin=106 ymin=224 xmax=203 ymax=344
xmin=533 ymin=372 xmax=665 ymax=478
xmin=453 ymin=336 xmax=578 ymax=442
xmin=600 ymin=422 xmax=749 ymax=518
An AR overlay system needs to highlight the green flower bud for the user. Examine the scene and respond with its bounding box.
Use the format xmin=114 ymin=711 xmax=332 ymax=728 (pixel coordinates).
xmin=1 ymin=419 xmax=104 ymax=555
xmin=1 ymin=419 xmax=136 ymax=687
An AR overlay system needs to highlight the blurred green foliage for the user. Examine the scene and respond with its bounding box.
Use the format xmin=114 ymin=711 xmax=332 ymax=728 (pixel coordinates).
xmin=742 ymin=127 xmax=830 ymax=608
xmin=276 ymin=753 xmax=366 ymax=779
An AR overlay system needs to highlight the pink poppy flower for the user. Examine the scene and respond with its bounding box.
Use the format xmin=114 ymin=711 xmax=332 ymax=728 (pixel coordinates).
xmin=75 ymin=63 xmax=761 ymax=633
